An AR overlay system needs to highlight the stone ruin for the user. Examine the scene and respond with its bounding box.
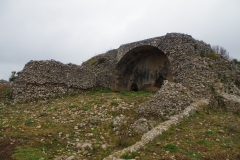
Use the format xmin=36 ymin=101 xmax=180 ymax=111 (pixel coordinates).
xmin=11 ymin=33 xmax=240 ymax=118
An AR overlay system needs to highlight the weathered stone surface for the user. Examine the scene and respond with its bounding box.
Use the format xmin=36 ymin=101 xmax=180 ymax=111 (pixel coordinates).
xmin=11 ymin=33 xmax=240 ymax=117
xmin=12 ymin=60 xmax=95 ymax=102
xmin=76 ymin=142 xmax=93 ymax=151
xmin=4 ymin=32 xmax=240 ymax=159
xmin=65 ymin=156 xmax=76 ymax=160
xmin=113 ymin=115 xmax=127 ymax=132
xmin=136 ymin=81 xmax=195 ymax=118
xmin=131 ymin=118 xmax=150 ymax=134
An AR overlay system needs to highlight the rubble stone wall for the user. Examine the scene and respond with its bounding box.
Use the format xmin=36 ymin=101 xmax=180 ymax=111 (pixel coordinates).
xmin=12 ymin=33 xmax=239 ymax=104
xmin=113 ymin=33 xmax=212 ymax=92
xmin=12 ymin=60 xmax=95 ymax=102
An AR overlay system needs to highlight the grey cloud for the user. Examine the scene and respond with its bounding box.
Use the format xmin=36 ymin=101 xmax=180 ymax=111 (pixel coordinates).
xmin=0 ymin=0 xmax=240 ymax=80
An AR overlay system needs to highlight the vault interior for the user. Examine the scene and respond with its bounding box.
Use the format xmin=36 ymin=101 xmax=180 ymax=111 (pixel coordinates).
xmin=115 ymin=45 xmax=173 ymax=91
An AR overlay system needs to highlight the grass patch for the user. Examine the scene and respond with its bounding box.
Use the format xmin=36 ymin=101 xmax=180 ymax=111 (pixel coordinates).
xmin=83 ymin=57 xmax=97 ymax=65
xmin=12 ymin=146 xmax=49 ymax=160
xmin=25 ymin=118 xmax=36 ymax=126
xmin=164 ymin=144 xmax=178 ymax=152
xmin=139 ymin=108 xmax=240 ymax=159
xmin=82 ymin=106 xmax=90 ymax=111
xmin=200 ymin=51 xmax=218 ymax=59
xmin=119 ymin=91 xmax=131 ymax=96
xmin=120 ymin=151 xmax=139 ymax=159
xmin=111 ymin=100 xmax=118 ymax=105
xmin=158 ymin=133 xmax=168 ymax=140
xmin=0 ymin=90 xmax=155 ymax=159
xmin=69 ymin=103 xmax=77 ymax=108
xmin=205 ymin=130 xmax=214 ymax=135
xmin=47 ymin=106 xmax=60 ymax=112
xmin=198 ymin=140 xmax=212 ymax=147
xmin=4 ymin=90 xmax=240 ymax=159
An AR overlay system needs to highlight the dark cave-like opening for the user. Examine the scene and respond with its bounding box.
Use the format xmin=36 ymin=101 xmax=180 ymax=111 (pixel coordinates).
xmin=154 ymin=75 xmax=166 ymax=88
xmin=114 ymin=45 xmax=173 ymax=91
xmin=130 ymin=83 xmax=139 ymax=91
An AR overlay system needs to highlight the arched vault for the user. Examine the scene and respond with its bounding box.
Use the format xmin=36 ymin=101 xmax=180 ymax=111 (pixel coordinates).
xmin=113 ymin=45 xmax=173 ymax=91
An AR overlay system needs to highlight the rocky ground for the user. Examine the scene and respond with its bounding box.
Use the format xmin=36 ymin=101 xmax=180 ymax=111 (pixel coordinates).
xmin=0 ymin=86 xmax=239 ymax=160
xmin=0 ymin=89 xmax=158 ymax=160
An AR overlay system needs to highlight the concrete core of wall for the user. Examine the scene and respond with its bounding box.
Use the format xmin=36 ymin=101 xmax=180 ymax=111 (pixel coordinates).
xmin=113 ymin=45 xmax=173 ymax=91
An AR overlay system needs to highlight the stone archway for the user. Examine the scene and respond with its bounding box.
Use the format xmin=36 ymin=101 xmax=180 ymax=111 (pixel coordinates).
xmin=113 ymin=45 xmax=173 ymax=91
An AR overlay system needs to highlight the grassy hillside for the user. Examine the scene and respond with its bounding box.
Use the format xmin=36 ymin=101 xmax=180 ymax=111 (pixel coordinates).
xmin=0 ymin=86 xmax=239 ymax=160
xmin=138 ymin=109 xmax=240 ymax=160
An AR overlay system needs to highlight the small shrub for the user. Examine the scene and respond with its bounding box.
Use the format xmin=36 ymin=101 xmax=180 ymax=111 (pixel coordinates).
xmin=200 ymin=52 xmax=205 ymax=57
xmin=9 ymin=76 xmax=16 ymax=82
xmin=164 ymin=144 xmax=178 ymax=152
xmin=212 ymin=45 xmax=230 ymax=60
xmin=205 ymin=130 xmax=214 ymax=135
xmin=226 ymin=123 xmax=239 ymax=133
xmin=120 ymin=152 xmax=139 ymax=159
xmin=209 ymin=51 xmax=217 ymax=58
xmin=25 ymin=118 xmax=35 ymax=126
xmin=97 ymin=57 xmax=106 ymax=64
xmin=84 ymin=57 xmax=97 ymax=65
xmin=4 ymin=101 xmax=10 ymax=105
xmin=120 ymin=91 xmax=131 ymax=96
xmin=48 ymin=106 xmax=59 ymax=111
xmin=69 ymin=104 xmax=77 ymax=108
xmin=17 ymin=71 xmax=22 ymax=75
xmin=100 ymin=89 xmax=112 ymax=93
xmin=237 ymin=153 xmax=240 ymax=159
xmin=111 ymin=100 xmax=118 ymax=105
xmin=198 ymin=140 xmax=212 ymax=147
xmin=193 ymin=44 xmax=198 ymax=50
xmin=9 ymin=71 xmax=18 ymax=82
xmin=82 ymin=106 xmax=90 ymax=111
xmin=158 ymin=134 xmax=167 ymax=140
xmin=200 ymin=51 xmax=217 ymax=59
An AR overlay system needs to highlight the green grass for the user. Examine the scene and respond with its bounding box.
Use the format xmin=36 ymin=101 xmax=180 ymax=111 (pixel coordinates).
xmin=12 ymin=146 xmax=49 ymax=160
xmin=120 ymin=151 xmax=139 ymax=159
xmin=111 ymin=100 xmax=119 ymax=105
xmin=25 ymin=118 xmax=36 ymax=127
xmin=0 ymin=85 xmax=12 ymax=101
xmin=198 ymin=140 xmax=212 ymax=147
xmin=47 ymin=106 xmax=60 ymax=111
xmin=1 ymin=87 xmax=239 ymax=160
xmin=200 ymin=51 xmax=218 ymax=59
xmin=83 ymin=57 xmax=98 ymax=65
xmin=139 ymin=109 xmax=240 ymax=159
xmin=82 ymin=106 xmax=90 ymax=111
xmin=205 ymin=130 xmax=214 ymax=135
xmin=209 ymin=51 xmax=217 ymax=58
xmin=69 ymin=103 xmax=77 ymax=108
xmin=164 ymin=144 xmax=178 ymax=152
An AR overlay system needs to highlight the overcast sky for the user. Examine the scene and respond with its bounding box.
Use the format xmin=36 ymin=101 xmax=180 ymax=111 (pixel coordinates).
xmin=0 ymin=0 xmax=240 ymax=80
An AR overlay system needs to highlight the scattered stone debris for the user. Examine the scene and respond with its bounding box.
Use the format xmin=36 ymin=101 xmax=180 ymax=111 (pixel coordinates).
xmin=1 ymin=33 xmax=240 ymax=159
xmin=130 ymin=118 xmax=150 ymax=134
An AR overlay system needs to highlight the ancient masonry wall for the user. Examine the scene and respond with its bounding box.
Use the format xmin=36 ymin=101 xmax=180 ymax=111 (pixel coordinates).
xmin=12 ymin=60 xmax=96 ymax=102
xmin=12 ymin=33 xmax=239 ymax=102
